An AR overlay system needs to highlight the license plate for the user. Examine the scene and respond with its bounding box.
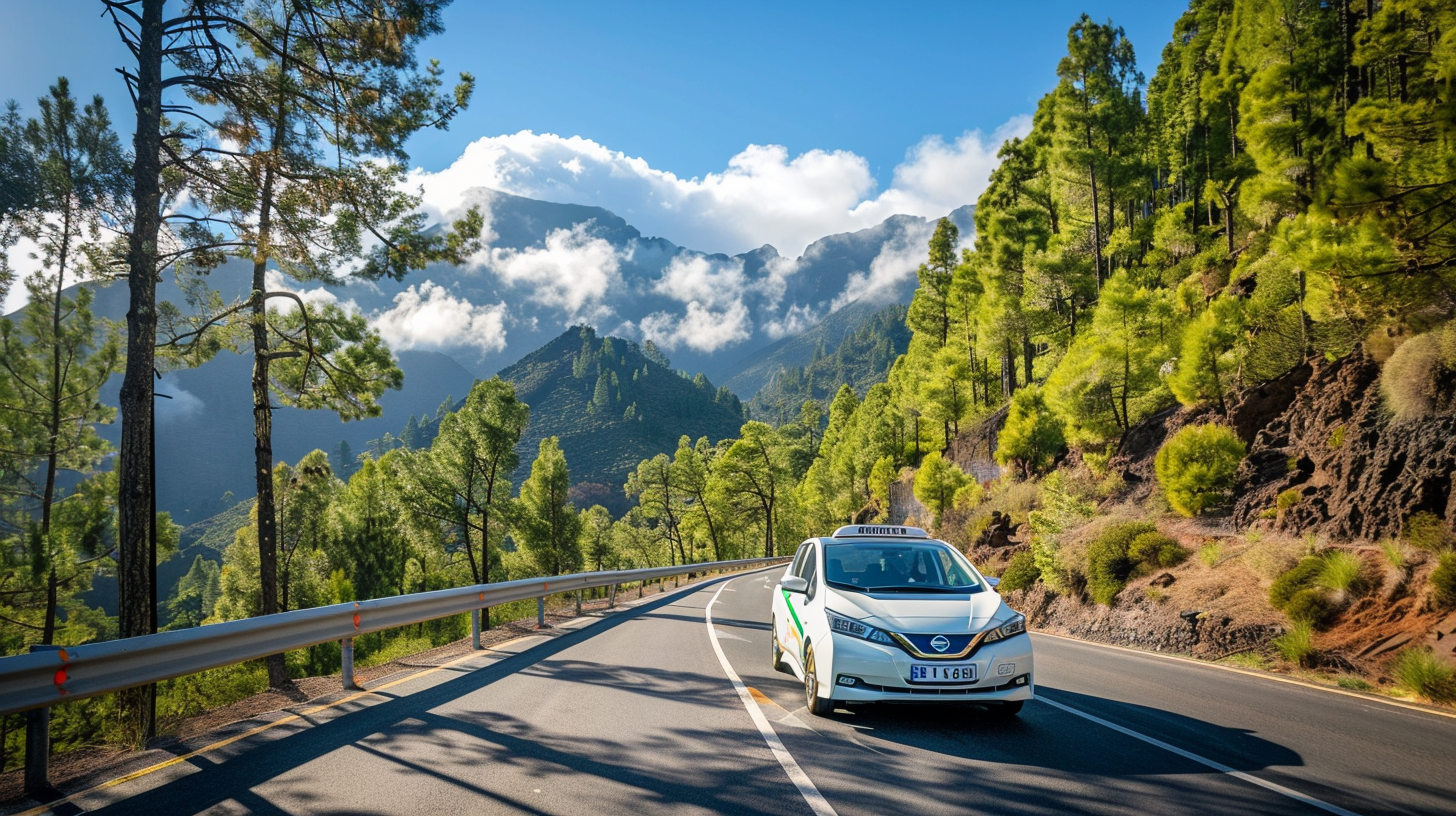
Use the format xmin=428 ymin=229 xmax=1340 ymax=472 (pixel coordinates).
xmin=910 ymin=663 xmax=977 ymax=683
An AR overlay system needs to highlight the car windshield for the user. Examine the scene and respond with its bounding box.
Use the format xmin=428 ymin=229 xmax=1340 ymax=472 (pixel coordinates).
xmin=823 ymin=541 xmax=983 ymax=593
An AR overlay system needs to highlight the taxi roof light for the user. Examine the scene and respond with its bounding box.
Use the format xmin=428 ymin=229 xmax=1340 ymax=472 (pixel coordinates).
xmin=830 ymin=524 xmax=930 ymax=539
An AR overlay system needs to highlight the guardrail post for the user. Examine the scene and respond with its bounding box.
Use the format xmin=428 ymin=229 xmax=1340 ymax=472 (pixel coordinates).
xmin=471 ymin=609 xmax=482 ymax=650
xmin=25 ymin=644 xmax=61 ymax=795
xmin=608 ymin=584 xmax=617 ymax=608
xmin=537 ymin=597 xmax=545 ymax=629
xmin=341 ymin=638 xmax=358 ymax=690
xmin=575 ymin=591 xmax=581 ymax=616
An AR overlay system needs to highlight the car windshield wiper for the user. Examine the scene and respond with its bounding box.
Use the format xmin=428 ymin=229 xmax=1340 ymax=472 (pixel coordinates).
xmin=825 ymin=580 xmax=867 ymax=593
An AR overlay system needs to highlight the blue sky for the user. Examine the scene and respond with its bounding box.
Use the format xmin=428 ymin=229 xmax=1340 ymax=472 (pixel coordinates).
xmin=2 ymin=2 xmax=1182 ymax=184
xmin=3 ymin=1 xmax=1185 ymax=316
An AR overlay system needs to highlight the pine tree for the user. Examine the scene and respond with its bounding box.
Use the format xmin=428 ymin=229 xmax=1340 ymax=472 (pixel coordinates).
xmin=517 ymin=438 xmax=583 ymax=576
xmin=0 ymin=79 xmax=127 ymax=646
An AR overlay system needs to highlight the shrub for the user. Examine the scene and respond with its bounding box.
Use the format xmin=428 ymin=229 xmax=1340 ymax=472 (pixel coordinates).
xmin=998 ymin=549 xmax=1041 ymax=592
xmin=1154 ymin=424 xmax=1247 ymax=517
xmin=914 ymin=452 xmax=969 ymax=529
xmin=1433 ymin=551 xmax=1456 ymax=610
xmin=1085 ymin=522 xmax=1156 ymax=605
xmin=1327 ymin=425 xmax=1345 ymax=449
xmin=1391 ymin=648 xmax=1456 ymax=703
xmin=1284 ymin=588 xmax=1339 ymax=628
xmin=1270 ymin=556 xmax=1325 ymax=610
xmin=953 ymin=481 xmax=985 ymax=511
xmin=1381 ymin=322 xmax=1456 ymax=421
xmin=1276 ymin=489 xmax=1302 ymax=512
xmin=1317 ymin=550 xmax=1366 ymax=594
xmin=1273 ymin=621 xmax=1317 ymax=667
xmin=1199 ymin=541 xmax=1223 ymax=567
xmin=1404 ymin=511 xmax=1455 ymax=552
xmin=1128 ymin=531 xmax=1187 ymax=568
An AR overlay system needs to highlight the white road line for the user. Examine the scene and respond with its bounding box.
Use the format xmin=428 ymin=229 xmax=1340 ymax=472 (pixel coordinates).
xmin=1038 ymin=696 xmax=1365 ymax=816
xmin=706 ymin=579 xmax=839 ymax=816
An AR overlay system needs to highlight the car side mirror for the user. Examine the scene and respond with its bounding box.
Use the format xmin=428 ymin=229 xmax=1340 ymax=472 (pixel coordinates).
xmin=782 ymin=575 xmax=809 ymax=594
xmin=985 ymin=576 xmax=1001 ymax=588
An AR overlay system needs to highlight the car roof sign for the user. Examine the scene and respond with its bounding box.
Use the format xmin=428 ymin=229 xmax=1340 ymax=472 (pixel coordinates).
xmin=830 ymin=524 xmax=929 ymax=539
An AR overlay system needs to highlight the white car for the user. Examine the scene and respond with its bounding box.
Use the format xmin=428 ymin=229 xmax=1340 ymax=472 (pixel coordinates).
xmin=770 ymin=524 xmax=1033 ymax=717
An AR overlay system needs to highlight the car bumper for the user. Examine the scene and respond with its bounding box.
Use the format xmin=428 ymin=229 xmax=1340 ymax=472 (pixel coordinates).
xmin=823 ymin=631 xmax=1034 ymax=703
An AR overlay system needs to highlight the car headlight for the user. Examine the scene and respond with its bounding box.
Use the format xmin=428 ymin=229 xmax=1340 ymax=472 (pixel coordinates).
xmin=982 ymin=612 xmax=1026 ymax=644
xmin=827 ymin=610 xmax=897 ymax=645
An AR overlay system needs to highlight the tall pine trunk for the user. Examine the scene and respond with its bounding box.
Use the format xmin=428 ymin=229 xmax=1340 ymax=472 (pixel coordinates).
xmin=40 ymin=203 xmax=73 ymax=645
xmin=117 ymin=0 xmax=165 ymax=743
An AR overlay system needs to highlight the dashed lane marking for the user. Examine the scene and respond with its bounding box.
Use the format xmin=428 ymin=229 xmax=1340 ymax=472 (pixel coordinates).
xmin=706 ymin=579 xmax=837 ymax=816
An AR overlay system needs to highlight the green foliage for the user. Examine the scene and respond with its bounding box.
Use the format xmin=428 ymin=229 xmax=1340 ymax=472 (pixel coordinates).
xmin=1403 ymin=512 xmax=1455 ymax=553
xmin=1379 ymin=539 xmax=1408 ymax=570
xmin=517 ymin=437 xmax=584 ymax=576
xmin=1085 ymin=522 xmax=1158 ymax=605
xmin=1273 ymin=622 xmax=1317 ymax=668
xmin=1128 ymin=531 xmax=1187 ymax=568
xmin=1432 ymin=552 xmax=1456 ymax=611
xmin=1276 ymin=489 xmax=1302 ymax=512
xmin=1270 ymin=556 xmax=1326 ymax=611
xmin=998 ymin=549 xmax=1041 ymax=592
xmin=1392 ymin=648 xmax=1456 ymax=704
xmin=1170 ymin=297 xmax=1243 ymax=409
xmin=913 ymin=452 xmax=969 ymax=530
xmin=748 ymin=304 xmax=911 ymax=423
xmin=1284 ymin=589 xmax=1339 ymax=629
xmin=1028 ymin=473 xmax=1094 ymax=592
xmin=1316 ymin=551 xmax=1366 ymax=594
xmin=1381 ymin=322 xmax=1456 ymax=421
xmin=1270 ymin=554 xmax=1344 ymax=628
xmin=995 ymin=386 xmax=1066 ymax=476
xmin=1154 ymin=424 xmax=1246 ymax=517
xmin=1199 ymin=541 xmax=1223 ymax=568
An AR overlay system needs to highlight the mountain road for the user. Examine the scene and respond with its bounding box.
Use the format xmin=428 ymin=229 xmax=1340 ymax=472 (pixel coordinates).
xmin=19 ymin=567 xmax=1456 ymax=816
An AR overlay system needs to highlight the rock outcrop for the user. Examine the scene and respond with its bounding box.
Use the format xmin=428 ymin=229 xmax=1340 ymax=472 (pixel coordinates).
xmin=1232 ymin=350 xmax=1456 ymax=540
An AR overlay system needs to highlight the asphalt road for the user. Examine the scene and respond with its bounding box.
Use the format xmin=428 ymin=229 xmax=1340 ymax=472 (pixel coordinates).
xmin=29 ymin=568 xmax=1456 ymax=816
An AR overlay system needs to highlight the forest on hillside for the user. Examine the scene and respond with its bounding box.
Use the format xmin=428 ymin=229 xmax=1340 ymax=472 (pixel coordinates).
xmin=2 ymin=0 xmax=1456 ymax=763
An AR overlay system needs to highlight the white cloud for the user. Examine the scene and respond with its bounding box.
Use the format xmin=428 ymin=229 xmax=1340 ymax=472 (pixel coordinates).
xmin=638 ymin=300 xmax=752 ymax=354
xmin=479 ymin=222 xmax=624 ymax=324
xmin=371 ymin=281 xmax=508 ymax=355
xmin=155 ymin=377 xmax=203 ymax=424
xmin=831 ymin=220 xmax=937 ymax=311
xmin=264 ymin=270 xmax=353 ymax=314
xmin=762 ymin=303 xmax=820 ymax=340
xmin=408 ymin=116 xmax=1030 ymax=258
xmin=652 ymin=254 xmax=745 ymax=308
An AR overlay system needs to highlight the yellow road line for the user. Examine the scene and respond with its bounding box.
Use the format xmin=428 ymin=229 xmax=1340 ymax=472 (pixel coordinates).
xmin=15 ymin=636 xmax=538 ymax=816
xmin=1032 ymin=630 xmax=1456 ymax=721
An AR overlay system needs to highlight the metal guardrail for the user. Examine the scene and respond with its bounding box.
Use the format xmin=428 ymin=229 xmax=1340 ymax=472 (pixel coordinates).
xmin=0 ymin=556 xmax=789 ymax=719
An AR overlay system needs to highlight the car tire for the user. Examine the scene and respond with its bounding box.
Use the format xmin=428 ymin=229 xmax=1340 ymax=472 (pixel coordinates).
xmin=803 ymin=644 xmax=835 ymax=717
xmin=985 ymin=700 xmax=1024 ymax=718
xmin=770 ymin=627 xmax=793 ymax=674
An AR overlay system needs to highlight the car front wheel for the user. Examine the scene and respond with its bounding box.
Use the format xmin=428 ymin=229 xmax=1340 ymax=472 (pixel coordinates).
xmin=770 ymin=626 xmax=792 ymax=674
xmin=803 ymin=644 xmax=835 ymax=717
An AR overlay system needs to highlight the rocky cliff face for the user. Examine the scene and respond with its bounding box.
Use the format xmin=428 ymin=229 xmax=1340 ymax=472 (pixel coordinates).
xmin=1233 ymin=350 xmax=1456 ymax=541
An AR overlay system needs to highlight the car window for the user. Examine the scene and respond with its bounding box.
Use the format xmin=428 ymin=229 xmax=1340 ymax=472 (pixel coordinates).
xmin=797 ymin=542 xmax=821 ymax=600
xmin=788 ymin=542 xmax=810 ymax=577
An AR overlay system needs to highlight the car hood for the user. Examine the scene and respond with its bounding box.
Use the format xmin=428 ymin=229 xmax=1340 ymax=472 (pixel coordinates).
xmin=825 ymin=587 xmax=1009 ymax=633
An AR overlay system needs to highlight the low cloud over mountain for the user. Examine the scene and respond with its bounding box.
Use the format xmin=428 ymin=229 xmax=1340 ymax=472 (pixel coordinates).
xmin=406 ymin=119 xmax=1027 ymax=258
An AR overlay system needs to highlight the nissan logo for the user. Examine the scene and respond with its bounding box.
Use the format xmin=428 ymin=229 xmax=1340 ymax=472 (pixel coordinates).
xmin=930 ymin=635 xmax=950 ymax=652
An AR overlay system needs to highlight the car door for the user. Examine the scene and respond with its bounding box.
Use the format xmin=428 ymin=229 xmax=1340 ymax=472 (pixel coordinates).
xmin=776 ymin=542 xmax=811 ymax=665
xmin=792 ymin=541 xmax=823 ymax=665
